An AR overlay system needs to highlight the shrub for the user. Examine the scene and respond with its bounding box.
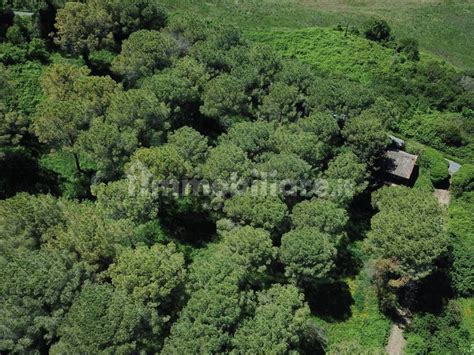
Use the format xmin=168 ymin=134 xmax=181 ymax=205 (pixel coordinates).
xmin=27 ymin=38 xmax=49 ymax=63
xmin=418 ymin=148 xmax=449 ymax=186
xmin=396 ymin=38 xmax=419 ymax=61
xmin=364 ymin=19 xmax=391 ymax=42
xmin=0 ymin=43 xmax=27 ymax=65
xmin=88 ymin=50 xmax=115 ymax=74
xmin=405 ymin=302 xmax=470 ymax=354
xmin=451 ymin=164 xmax=474 ymax=197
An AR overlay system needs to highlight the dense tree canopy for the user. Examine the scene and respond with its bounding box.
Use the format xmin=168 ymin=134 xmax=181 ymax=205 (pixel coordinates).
xmin=0 ymin=3 xmax=471 ymax=354
xmin=367 ymin=186 xmax=449 ymax=284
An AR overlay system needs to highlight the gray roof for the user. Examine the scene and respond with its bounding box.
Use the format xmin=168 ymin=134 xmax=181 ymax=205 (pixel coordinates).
xmin=384 ymin=150 xmax=418 ymax=179
xmin=446 ymin=159 xmax=462 ymax=175
xmin=388 ymin=135 xmax=405 ymax=149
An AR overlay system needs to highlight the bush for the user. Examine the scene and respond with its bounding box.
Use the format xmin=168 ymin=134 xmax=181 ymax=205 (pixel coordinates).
xmin=450 ymin=237 xmax=474 ymax=297
xmin=399 ymin=112 xmax=466 ymax=152
xmin=364 ymin=19 xmax=391 ymax=42
xmin=413 ymin=168 xmax=434 ymax=192
xmin=27 ymin=38 xmax=49 ymax=63
xmin=418 ymin=148 xmax=449 ymax=186
xmin=429 ymin=159 xmax=449 ymax=186
xmin=451 ymin=164 xmax=474 ymax=197
xmin=0 ymin=43 xmax=27 ymax=65
xmin=406 ymin=302 xmax=471 ymax=354
xmin=396 ymin=38 xmax=419 ymax=61
xmin=88 ymin=50 xmax=115 ymax=74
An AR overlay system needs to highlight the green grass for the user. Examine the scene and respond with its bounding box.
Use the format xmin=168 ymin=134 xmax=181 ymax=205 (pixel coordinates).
xmin=40 ymin=150 xmax=96 ymax=199
xmin=314 ymin=267 xmax=391 ymax=352
xmin=162 ymin=0 xmax=474 ymax=70
xmin=247 ymin=27 xmax=393 ymax=84
xmin=459 ymin=297 xmax=474 ymax=340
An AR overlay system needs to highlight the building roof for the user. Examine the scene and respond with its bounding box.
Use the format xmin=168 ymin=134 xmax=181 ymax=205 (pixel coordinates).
xmin=384 ymin=150 xmax=418 ymax=180
xmin=388 ymin=135 xmax=405 ymax=149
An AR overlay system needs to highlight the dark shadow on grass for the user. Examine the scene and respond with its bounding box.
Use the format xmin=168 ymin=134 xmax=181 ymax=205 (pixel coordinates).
xmin=304 ymin=280 xmax=354 ymax=322
xmin=159 ymin=198 xmax=216 ymax=247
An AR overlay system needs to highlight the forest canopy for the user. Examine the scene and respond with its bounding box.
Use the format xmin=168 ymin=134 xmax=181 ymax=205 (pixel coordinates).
xmin=0 ymin=0 xmax=473 ymax=354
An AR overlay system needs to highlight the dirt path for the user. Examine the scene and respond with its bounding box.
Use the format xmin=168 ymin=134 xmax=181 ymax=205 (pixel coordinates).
xmin=434 ymin=189 xmax=451 ymax=205
xmin=385 ymin=324 xmax=406 ymax=355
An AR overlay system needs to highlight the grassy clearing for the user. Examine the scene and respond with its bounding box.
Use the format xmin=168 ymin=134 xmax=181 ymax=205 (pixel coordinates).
xmin=163 ymin=0 xmax=474 ymax=70
xmin=246 ymin=27 xmax=393 ymax=84
xmin=314 ymin=267 xmax=391 ymax=352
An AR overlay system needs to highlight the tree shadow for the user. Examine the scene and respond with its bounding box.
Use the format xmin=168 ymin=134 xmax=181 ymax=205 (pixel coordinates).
xmin=0 ymin=149 xmax=60 ymax=198
xmin=304 ymin=280 xmax=354 ymax=322
xmin=399 ymin=267 xmax=454 ymax=315
xmin=159 ymin=197 xmax=216 ymax=248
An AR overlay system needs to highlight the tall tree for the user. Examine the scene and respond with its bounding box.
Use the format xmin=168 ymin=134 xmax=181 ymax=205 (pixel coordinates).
xmin=280 ymin=227 xmax=337 ymax=281
xmin=367 ymin=186 xmax=449 ymax=286
xmin=51 ymin=283 xmax=148 ymax=354
xmin=112 ymin=30 xmax=179 ymax=85
xmin=342 ymin=112 xmax=389 ymax=164
xmin=232 ymin=284 xmax=320 ymax=354
xmin=291 ymin=198 xmax=348 ymax=235
xmin=223 ymin=187 xmax=288 ymax=231
xmin=0 ymin=249 xmax=87 ymax=353
xmin=54 ymin=1 xmax=114 ymax=58
xmin=0 ymin=193 xmax=64 ymax=253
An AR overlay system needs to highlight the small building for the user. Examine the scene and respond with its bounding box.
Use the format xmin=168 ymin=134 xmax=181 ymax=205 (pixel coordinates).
xmin=383 ymin=149 xmax=418 ymax=184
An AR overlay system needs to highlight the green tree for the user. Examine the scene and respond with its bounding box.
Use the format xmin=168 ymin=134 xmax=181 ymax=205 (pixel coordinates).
xmin=258 ymin=82 xmax=302 ymax=123
xmin=367 ymin=186 xmax=449 ymax=284
xmin=0 ymin=193 xmax=64 ymax=253
xmin=280 ymin=227 xmax=337 ymax=281
xmin=223 ymin=188 xmax=288 ymax=231
xmin=200 ymin=73 xmax=248 ymax=126
xmin=33 ymin=100 xmax=90 ymax=172
xmin=201 ymin=143 xmax=252 ymax=181
xmin=255 ymin=152 xmax=312 ymax=182
xmin=162 ymin=283 xmax=241 ymax=354
xmin=291 ymin=198 xmax=348 ymax=235
xmin=106 ymin=0 xmax=168 ymax=40
xmin=324 ymin=150 xmax=369 ymax=206
xmin=0 ymin=249 xmax=86 ymax=353
xmin=106 ymin=88 xmax=170 ymax=146
xmin=76 ymin=118 xmax=138 ymax=180
xmin=42 ymin=201 xmax=135 ymax=272
xmin=167 ymin=126 xmax=209 ymax=165
xmin=39 ymin=64 xmax=88 ymax=100
xmin=396 ymin=38 xmax=420 ymax=61
xmin=232 ymin=284 xmax=316 ymax=354
xmin=364 ymin=19 xmax=392 ymax=42
xmin=163 ymin=226 xmax=275 ymax=353
xmin=34 ymin=64 xmax=120 ymax=172
xmin=451 ymin=164 xmax=474 ymax=197
xmin=129 ymin=145 xmax=193 ymax=181
xmin=188 ymin=226 xmax=276 ymax=291
xmin=273 ymin=114 xmax=339 ymax=168
xmin=92 ymin=179 xmax=159 ymax=223
xmin=307 ymin=77 xmax=374 ymax=119
xmin=51 ymin=283 xmax=148 ymax=354
xmin=219 ymin=120 xmax=276 ymax=159
xmin=108 ymin=243 xmax=185 ymax=306
xmin=342 ymin=112 xmax=389 ymax=164
xmin=112 ymin=30 xmax=179 ymax=84
xmin=54 ymin=1 xmax=114 ymax=57
xmin=142 ymin=56 xmax=209 ymax=119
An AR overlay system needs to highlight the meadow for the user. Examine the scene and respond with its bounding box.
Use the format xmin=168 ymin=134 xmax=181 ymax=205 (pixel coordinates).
xmin=161 ymin=0 xmax=474 ymax=70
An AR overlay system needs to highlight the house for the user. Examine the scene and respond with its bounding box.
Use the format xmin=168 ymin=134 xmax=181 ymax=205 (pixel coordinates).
xmin=383 ymin=149 xmax=418 ymax=184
